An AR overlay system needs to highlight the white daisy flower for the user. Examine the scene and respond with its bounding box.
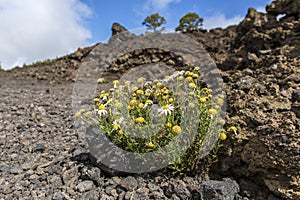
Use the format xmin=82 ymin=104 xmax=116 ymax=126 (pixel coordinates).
xmin=97 ymin=109 xmax=107 ymax=116
xmin=158 ymin=104 xmax=175 ymax=115
xmin=144 ymin=99 xmax=153 ymax=108
xmin=170 ymin=70 xmax=185 ymax=79
xmin=96 ymin=104 xmax=107 ymax=116
xmin=143 ymin=81 xmax=152 ymax=86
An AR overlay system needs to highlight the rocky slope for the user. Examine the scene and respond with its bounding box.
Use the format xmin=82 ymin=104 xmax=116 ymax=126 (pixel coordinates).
xmin=0 ymin=0 xmax=299 ymax=199
xmin=189 ymin=2 xmax=300 ymax=199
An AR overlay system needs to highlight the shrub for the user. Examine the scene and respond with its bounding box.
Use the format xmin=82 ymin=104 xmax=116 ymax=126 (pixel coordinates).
xmin=76 ymin=67 xmax=228 ymax=174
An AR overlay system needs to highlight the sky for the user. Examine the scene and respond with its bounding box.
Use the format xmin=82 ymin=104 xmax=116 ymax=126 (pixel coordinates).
xmin=0 ymin=0 xmax=271 ymax=70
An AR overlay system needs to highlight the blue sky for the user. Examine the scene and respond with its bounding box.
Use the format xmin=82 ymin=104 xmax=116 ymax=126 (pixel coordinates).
xmin=0 ymin=0 xmax=271 ymax=69
xmin=82 ymin=0 xmax=271 ymax=43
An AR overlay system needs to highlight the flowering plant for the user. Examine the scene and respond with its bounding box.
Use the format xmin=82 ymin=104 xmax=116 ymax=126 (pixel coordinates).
xmin=76 ymin=66 xmax=228 ymax=174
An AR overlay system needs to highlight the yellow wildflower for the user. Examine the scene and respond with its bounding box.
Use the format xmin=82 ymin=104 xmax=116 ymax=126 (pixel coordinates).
xmin=177 ymin=76 xmax=184 ymax=81
xmin=189 ymin=83 xmax=196 ymax=89
xmin=184 ymin=71 xmax=191 ymax=76
xmin=186 ymin=77 xmax=193 ymax=82
xmin=136 ymin=90 xmax=144 ymax=95
xmin=219 ymin=133 xmax=227 ymax=140
xmin=145 ymin=99 xmax=153 ymax=104
xmin=146 ymin=142 xmax=154 ymax=148
xmin=162 ymin=88 xmax=170 ymax=94
xmin=230 ymin=126 xmax=237 ymax=131
xmin=172 ymin=125 xmax=181 ymax=134
xmin=74 ymin=111 xmax=82 ymax=118
xmin=208 ymin=108 xmax=217 ymax=115
xmin=118 ymin=130 xmax=124 ymax=135
xmin=199 ymin=97 xmax=206 ymax=103
xmin=137 ymin=77 xmax=145 ymax=83
xmin=192 ymin=73 xmax=199 ymax=78
xmin=219 ymin=119 xmax=226 ymax=125
xmin=156 ymin=82 xmax=164 ymax=89
xmin=138 ymin=103 xmax=144 ymax=109
xmin=114 ymin=102 xmax=122 ymax=108
xmin=165 ymin=122 xmax=172 ymax=128
xmin=131 ymin=86 xmax=138 ymax=92
xmin=97 ymin=78 xmax=105 ymax=84
xmin=230 ymin=126 xmax=238 ymax=135
xmin=168 ymin=98 xmax=174 ymax=103
xmin=135 ymin=117 xmax=145 ymax=123
xmin=216 ymin=98 xmax=224 ymax=106
xmin=188 ymin=102 xmax=195 ymax=108
xmin=129 ymin=99 xmax=137 ymax=106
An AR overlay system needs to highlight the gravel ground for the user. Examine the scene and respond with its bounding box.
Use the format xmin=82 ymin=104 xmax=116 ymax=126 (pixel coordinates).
xmin=0 ymin=78 xmax=216 ymax=200
xmin=0 ymin=72 xmax=280 ymax=200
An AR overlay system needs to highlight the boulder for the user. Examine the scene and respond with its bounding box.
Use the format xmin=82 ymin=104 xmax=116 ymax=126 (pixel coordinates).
xmin=111 ymin=23 xmax=128 ymax=36
xmin=266 ymin=0 xmax=300 ymax=18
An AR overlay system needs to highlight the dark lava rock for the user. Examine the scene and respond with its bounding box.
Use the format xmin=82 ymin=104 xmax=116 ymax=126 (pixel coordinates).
xmin=199 ymin=178 xmax=239 ymax=200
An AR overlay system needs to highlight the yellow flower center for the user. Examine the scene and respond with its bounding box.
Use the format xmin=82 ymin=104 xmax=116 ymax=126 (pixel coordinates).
xmin=113 ymin=80 xmax=119 ymax=85
xmin=138 ymin=103 xmax=144 ymax=109
xmin=230 ymin=126 xmax=237 ymax=131
xmin=163 ymin=105 xmax=170 ymax=110
xmin=113 ymin=124 xmax=119 ymax=130
xmin=98 ymin=104 xmax=105 ymax=110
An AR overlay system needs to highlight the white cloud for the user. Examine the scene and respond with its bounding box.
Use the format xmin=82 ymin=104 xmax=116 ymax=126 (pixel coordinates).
xmin=203 ymin=14 xmax=243 ymax=30
xmin=0 ymin=0 xmax=92 ymax=70
xmin=256 ymin=6 xmax=266 ymax=13
xmin=146 ymin=0 xmax=181 ymax=11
